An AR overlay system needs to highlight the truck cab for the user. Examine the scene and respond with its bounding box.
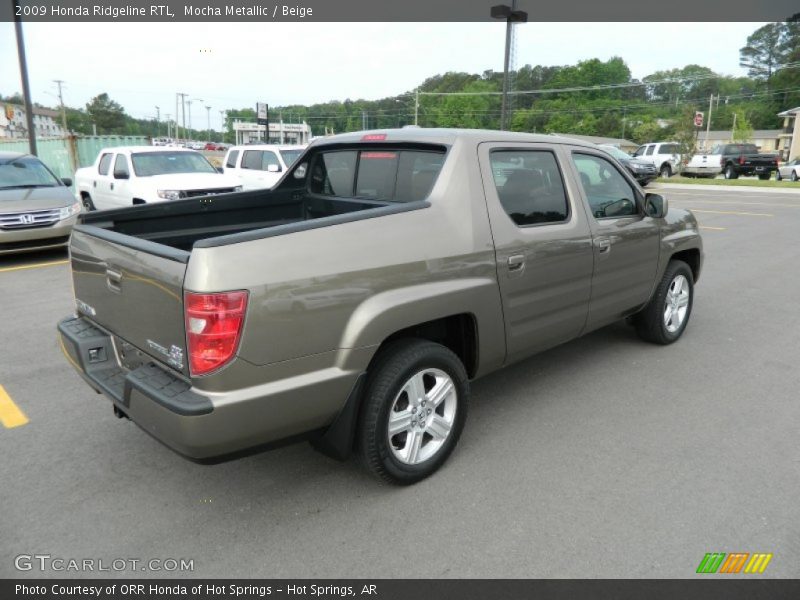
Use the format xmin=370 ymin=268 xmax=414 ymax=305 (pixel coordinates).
xmin=222 ymin=144 xmax=307 ymax=190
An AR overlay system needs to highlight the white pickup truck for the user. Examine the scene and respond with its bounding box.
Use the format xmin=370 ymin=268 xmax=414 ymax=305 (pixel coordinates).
xmin=75 ymin=146 xmax=242 ymax=211
xmin=222 ymin=144 xmax=306 ymax=190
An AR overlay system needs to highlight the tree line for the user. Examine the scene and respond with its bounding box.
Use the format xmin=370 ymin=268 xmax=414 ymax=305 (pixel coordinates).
xmin=2 ymin=21 xmax=797 ymax=145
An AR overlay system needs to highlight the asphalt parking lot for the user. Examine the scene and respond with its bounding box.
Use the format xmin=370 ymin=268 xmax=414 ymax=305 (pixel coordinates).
xmin=1 ymin=184 xmax=799 ymax=579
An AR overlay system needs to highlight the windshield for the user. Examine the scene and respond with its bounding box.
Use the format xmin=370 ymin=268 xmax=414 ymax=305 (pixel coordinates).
xmin=0 ymin=156 xmax=60 ymax=190
xmin=601 ymin=146 xmax=630 ymax=161
xmin=280 ymin=149 xmax=303 ymax=166
xmin=130 ymin=151 xmax=217 ymax=177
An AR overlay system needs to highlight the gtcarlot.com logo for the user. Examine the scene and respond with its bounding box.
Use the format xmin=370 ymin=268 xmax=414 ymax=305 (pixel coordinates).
xmin=696 ymin=552 xmax=772 ymax=574
xmin=14 ymin=554 xmax=194 ymax=573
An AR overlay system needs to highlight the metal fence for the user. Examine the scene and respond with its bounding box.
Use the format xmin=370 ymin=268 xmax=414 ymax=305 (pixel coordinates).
xmin=0 ymin=135 xmax=150 ymax=189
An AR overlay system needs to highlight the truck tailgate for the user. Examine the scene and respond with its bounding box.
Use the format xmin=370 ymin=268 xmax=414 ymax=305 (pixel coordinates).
xmin=69 ymin=226 xmax=189 ymax=376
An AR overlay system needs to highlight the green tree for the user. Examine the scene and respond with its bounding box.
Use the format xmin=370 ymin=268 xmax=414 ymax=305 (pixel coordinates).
xmin=739 ymin=23 xmax=785 ymax=82
xmin=85 ymin=93 xmax=126 ymax=134
xmin=732 ymin=110 xmax=754 ymax=142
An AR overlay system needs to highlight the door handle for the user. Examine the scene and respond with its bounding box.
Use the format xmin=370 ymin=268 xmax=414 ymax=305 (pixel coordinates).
xmin=106 ymin=268 xmax=122 ymax=293
xmin=93 ymin=181 xmax=97 ymax=188
xmin=110 ymin=182 xmax=115 ymax=190
xmin=507 ymin=254 xmax=525 ymax=271
xmin=595 ymin=238 xmax=611 ymax=254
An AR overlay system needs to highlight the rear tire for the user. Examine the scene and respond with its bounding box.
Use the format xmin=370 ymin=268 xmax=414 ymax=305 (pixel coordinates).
xmin=758 ymin=174 xmax=771 ymax=180
xmin=792 ymin=171 xmax=798 ymax=182
xmin=724 ymin=165 xmax=738 ymax=179
xmin=357 ymin=339 xmax=469 ymax=485
xmin=635 ymin=260 xmax=694 ymax=345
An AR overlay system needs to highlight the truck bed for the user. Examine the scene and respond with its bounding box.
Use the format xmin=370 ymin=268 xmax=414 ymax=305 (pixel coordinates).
xmin=76 ymin=188 xmax=397 ymax=255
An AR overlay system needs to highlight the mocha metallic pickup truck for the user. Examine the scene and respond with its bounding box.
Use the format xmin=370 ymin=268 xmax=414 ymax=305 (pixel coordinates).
xmin=58 ymin=129 xmax=703 ymax=484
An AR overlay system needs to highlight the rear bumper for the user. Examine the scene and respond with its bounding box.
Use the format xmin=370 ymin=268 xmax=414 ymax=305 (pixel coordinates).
xmin=58 ymin=316 xmax=362 ymax=460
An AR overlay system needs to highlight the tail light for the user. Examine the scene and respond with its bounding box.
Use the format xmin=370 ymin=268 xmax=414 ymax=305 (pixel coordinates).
xmin=185 ymin=290 xmax=248 ymax=376
xmin=738 ymin=155 xmax=745 ymax=165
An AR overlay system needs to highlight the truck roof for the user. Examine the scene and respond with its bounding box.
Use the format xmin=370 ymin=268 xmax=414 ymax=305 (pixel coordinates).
xmin=96 ymin=146 xmax=199 ymax=155
xmin=310 ymin=128 xmax=601 ymax=149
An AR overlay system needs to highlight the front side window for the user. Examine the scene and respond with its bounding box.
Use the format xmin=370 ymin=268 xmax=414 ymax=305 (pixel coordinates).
xmin=490 ymin=150 xmax=569 ymax=226
xmin=633 ymin=146 xmax=645 ymax=157
xmin=113 ymin=154 xmax=129 ymax=178
xmin=262 ymin=151 xmax=280 ymax=170
xmin=572 ymin=153 xmax=638 ymax=219
xmin=645 ymin=146 xmax=655 ymax=156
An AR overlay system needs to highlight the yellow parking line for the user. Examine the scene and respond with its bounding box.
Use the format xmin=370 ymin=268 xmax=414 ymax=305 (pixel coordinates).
xmin=0 ymin=385 xmax=29 ymax=429
xmin=689 ymin=209 xmax=773 ymax=217
xmin=699 ymin=226 xmax=726 ymax=231
xmin=0 ymin=260 xmax=68 ymax=274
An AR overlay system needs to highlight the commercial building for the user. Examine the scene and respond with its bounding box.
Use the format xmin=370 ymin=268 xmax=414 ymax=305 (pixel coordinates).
xmin=231 ymin=120 xmax=312 ymax=145
xmin=695 ymin=129 xmax=782 ymax=154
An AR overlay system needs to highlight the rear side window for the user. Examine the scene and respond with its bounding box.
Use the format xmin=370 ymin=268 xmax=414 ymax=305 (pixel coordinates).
xmin=309 ymin=148 xmax=445 ymax=202
xmin=225 ymin=150 xmax=239 ymax=168
xmin=490 ymin=150 xmax=569 ymax=226
xmin=97 ymin=153 xmax=112 ymax=175
xmin=659 ymin=144 xmax=677 ymax=154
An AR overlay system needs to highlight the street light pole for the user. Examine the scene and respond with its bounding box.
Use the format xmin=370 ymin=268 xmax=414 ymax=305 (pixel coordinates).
xmin=155 ymin=105 xmax=160 ymax=137
xmin=205 ymin=105 xmax=211 ymax=141
xmin=13 ymin=2 xmax=37 ymax=154
xmin=491 ymin=2 xmax=527 ymax=131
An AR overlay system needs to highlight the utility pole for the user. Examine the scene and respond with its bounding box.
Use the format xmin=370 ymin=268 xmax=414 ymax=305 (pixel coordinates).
xmin=14 ymin=2 xmax=37 ymax=155
xmin=731 ymin=112 xmax=737 ymax=142
xmin=219 ymin=110 xmax=225 ymax=142
xmin=177 ymin=92 xmax=188 ymax=142
xmin=621 ymin=107 xmax=627 ymax=140
xmin=186 ymin=100 xmax=193 ymax=141
xmin=53 ymin=79 xmax=68 ymax=136
xmin=704 ymin=94 xmax=713 ymax=150
xmin=414 ymin=89 xmax=419 ymax=126
xmin=165 ymin=113 xmax=172 ymax=139
xmin=155 ymin=105 xmax=160 ymax=137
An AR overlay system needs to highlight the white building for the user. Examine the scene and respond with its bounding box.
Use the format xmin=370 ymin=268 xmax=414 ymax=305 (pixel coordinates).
xmin=232 ymin=120 xmax=312 ymax=145
xmin=0 ymin=103 xmax=66 ymax=139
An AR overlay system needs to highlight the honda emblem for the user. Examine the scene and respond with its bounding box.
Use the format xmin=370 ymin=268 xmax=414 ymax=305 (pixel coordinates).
xmin=20 ymin=214 xmax=35 ymax=225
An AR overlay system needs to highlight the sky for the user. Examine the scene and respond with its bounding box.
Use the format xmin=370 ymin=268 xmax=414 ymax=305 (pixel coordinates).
xmin=0 ymin=22 xmax=764 ymax=132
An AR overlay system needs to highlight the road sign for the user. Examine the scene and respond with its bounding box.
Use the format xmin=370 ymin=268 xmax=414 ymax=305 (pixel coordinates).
xmin=694 ymin=111 xmax=704 ymax=127
xmin=256 ymin=102 xmax=269 ymax=125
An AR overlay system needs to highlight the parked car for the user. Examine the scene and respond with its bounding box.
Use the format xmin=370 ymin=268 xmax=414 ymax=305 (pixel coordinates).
xmin=775 ymin=158 xmax=800 ymax=181
xmin=58 ymin=128 xmax=703 ymax=484
xmin=0 ymin=152 xmax=82 ymax=255
xmin=203 ymin=142 xmax=228 ymax=151
xmin=599 ymin=144 xmax=657 ymax=186
xmin=632 ymin=142 xmax=681 ymax=178
xmin=222 ymin=144 xmax=307 ymax=190
xmin=74 ymin=147 xmax=242 ymax=211
xmin=683 ymin=143 xmax=779 ymax=180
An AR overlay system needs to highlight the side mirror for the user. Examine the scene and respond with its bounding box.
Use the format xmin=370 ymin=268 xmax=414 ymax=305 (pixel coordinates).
xmin=61 ymin=177 xmax=73 ymax=187
xmin=266 ymin=164 xmax=281 ymax=173
xmin=645 ymin=193 xmax=667 ymax=218
xmin=293 ymin=163 xmax=307 ymax=179
xmin=215 ymin=166 xmax=224 ymax=173
xmin=113 ymin=170 xmax=129 ymax=180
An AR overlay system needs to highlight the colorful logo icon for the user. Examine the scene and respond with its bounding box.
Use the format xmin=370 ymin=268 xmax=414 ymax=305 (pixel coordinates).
xmin=696 ymin=553 xmax=772 ymax=574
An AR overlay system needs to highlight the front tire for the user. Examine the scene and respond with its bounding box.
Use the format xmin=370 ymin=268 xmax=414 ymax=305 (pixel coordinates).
xmin=776 ymin=170 xmax=782 ymax=181
xmin=659 ymin=164 xmax=672 ymax=178
xmin=358 ymin=339 xmax=469 ymax=485
xmin=81 ymin=193 xmax=96 ymax=211
xmin=635 ymin=260 xmax=694 ymax=345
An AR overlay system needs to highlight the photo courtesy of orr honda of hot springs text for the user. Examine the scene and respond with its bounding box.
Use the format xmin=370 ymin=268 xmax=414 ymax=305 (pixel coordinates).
xmin=58 ymin=128 xmax=703 ymax=485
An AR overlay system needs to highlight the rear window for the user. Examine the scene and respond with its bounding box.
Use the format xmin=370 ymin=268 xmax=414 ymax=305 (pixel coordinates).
xmin=225 ymin=150 xmax=239 ymax=168
xmin=309 ymin=148 xmax=445 ymax=202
